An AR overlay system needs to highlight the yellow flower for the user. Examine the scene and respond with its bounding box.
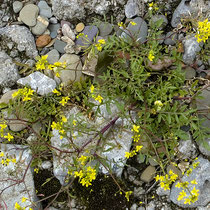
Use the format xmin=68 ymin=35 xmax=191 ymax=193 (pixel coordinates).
xmin=73 ymin=120 xmax=77 ymax=126
xmin=155 ymin=175 xmax=160 ymax=182
xmin=94 ymin=95 xmax=103 ymax=103
xmin=178 ymin=190 xmax=187 ymax=201
xmin=21 ymin=197 xmax=27 ymax=203
xmin=11 ymin=158 xmax=16 ymax=163
xmin=125 ymin=191 xmax=132 ymax=202
xmin=135 ymin=145 xmax=143 ymax=152
xmin=131 ymin=125 xmax=140 ymax=133
xmin=12 ymin=91 xmax=19 ymax=98
xmin=175 ymin=182 xmax=181 ymax=188
xmin=195 ymin=18 xmax=210 ymax=43
xmin=191 ymin=180 xmax=198 ymax=185
xmin=130 ymin=21 xmax=136 ymax=26
xmin=34 ymin=168 xmax=39 ymax=173
xmin=4 ymin=133 xmax=14 ymax=141
xmin=184 ymin=197 xmax=191 ymax=205
xmin=98 ymin=39 xmax=106 ymax=44
xmin=95 ymin=43 xmax=102 ymax=51
xmin=52 ymin=89 xmax=61 ymax=96
xmin=90 ymin=85 xmax=94 ymax=93
xmin=59 ymin=96 xmax=70 ymax=106
xmin=148 ymin=2 xmax=154 ymax=7
xmin=191 ymin=187 xmax=199 ymax=196
xmin=61 ymin=116 xmax=67 ymax=123
xmin=118 ymin=22 xmax=125 ymax=28
xmin=125 ymin=152 xmax=130 ymax=159
xmin=148 ymin=50 xmax=155 ymax=61
xmin=0 ymin=152 xmax=4 ymax=157
xmin=51 ymin=122 xmax=57 ymax=130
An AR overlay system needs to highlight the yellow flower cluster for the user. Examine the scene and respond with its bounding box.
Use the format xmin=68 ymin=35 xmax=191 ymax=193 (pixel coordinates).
xmin=78 ymin=155 xmax=88 ymax=166
xmin=90 ymin=85 xmax=103 ymax=104
xmin=59 ymin=96 xmax=70 ymax=106
xmin=74 ymin=166 xmax=96 ymax=187
xmin=130 ymin=21 xmax=136 ymax=26
xmin=131 ymin=124 xmax=140 ymax=133
xmin=0 ymin=151 xmax=16 ymax=166
xmin=12 ymin=87 xmax=34 ymax=102
xmin=155 ymin=169 xmax=178 ymax=190
xmin=14 ymin=198 xmax=33 ymax=210
xmin=76 ymin=33 xmax=88 ymax=39
xmin=95 ymin=39 xmax=106 ymax=51
xmin=148 ymin=50 xmax=155 ymax=61
xmin=195 ymin=18 xmax=210 ymax=43
xmin=118 ymin=22 xmax=126 ymax=28
xmin=51 ymin=120 xmax=65 ymax=139
xmin=132 ymin=134 xmax=140 ymax=142
xmin=0 ymin=122 xmax=14 ymax=142
xmin=125 ymin=145 xmax=143 ymax=159
xmin=148 ymin=2 xmax=159 ymax=11
xmin=125 ymin=191 xmax=133 ymax=202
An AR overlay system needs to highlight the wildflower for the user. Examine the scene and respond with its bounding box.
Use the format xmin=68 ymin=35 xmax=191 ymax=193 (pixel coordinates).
xmin=195 ymin=19 xmax=210 ymax=43
xmin=193 ymin=162 xmax=199 ymax=168
xmin=184 ymin=197 xmax=191 ymax=205
xmin=125 ymin=191 xmax=132 ymax=202
xmin=34 ymin=168 xmax=39 ymax=173
xmin=131 ymin=125 xmax=140 ymax=133
xmin=95 ymin=43 xmax=102 ymax=51
xmin=12 ymin=91 xmax=19 ymax=98
xmin=118 ymin=22 xmax=125 ymax=28
xmin=186 ymin=168 xmax=192 ymax=176
xmin=94 ymin=95 xmax=103 ymax=103
xmin=148 ymin=50 xmax=155 ymax=61
xmin=0 ymin=152 xmax=4 ymax=157
xmin=78 ymin=155 xmax=87 ymax=165
xmin=135 ymin=145 xmax=143 ymax=152
xmin=191 ymin=180 xmax=198 ymax=185
xmin=14 ymin=202 xmax=25 ymax=210
xmin=132 ymin=134 xmax=140 ymax=142
xmin=98 ymin=39 xmax=106 ymax=44
xmin=59 ymin=96 xmax=70 ymax=106
xmin=61 ymin=115 xmax=67 ymax=123
xmin=177 ymin=190 xmax=187 ymax=201
xmin=190 ymin=194 xmax=199 ymax=203
xmin=73 ymin=120 xmax=77 ymax=126
xmin=90 ymin=85 xmax=94 ymax=93
xmin=11 ymin=158 xmax=16 ymax=163
xmin=21 ymin=197 xmax=27 ymax=203
xmin=36 ymin=55 xmax=48 ymax=70
xmin=191 ymin=187 xmax=199 ymax=196
xmin=130 ymin=21 xmax=136 ymax=26
xmin=175 ymin=182 xmax=182 ymax=188
xmin=52 ymin=88 xmax=61 ymax=96
xmin=181 ymin=181 xmax=189 ymax=189
xmin=4 ymin=133 xmax=14 ymax=141
xmin=55 ymin=71 xmax=60 ymax=77
xmin=125 ymin=152 xmax=130 ymax=159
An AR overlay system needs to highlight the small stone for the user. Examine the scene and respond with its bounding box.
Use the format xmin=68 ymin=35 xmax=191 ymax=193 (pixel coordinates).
xmin=48 ymin=23 xmax=61 ymax=38
xmin=148 ymin=157 xmax=159 ymax=166
xmin=43 ymin=29 xmax=50 ymax=35
xmin=13 ymin=1 xmax=23 ymax=13
xmin=125 ymin=0 xmax=140 ymax=18
xmin=82 ymin=54 xmax=98 ymax=77
xmin=17 ymin=72 xmax=56 ymax=96
xmin=167 ymin=164 xmax=182 ymax=178
xmin=38 ymin=0 xmax=52 ymax=18
xmin=183 ymin=66 xmax=196 ymax=79
xmin=0 ymin=90 xmax=17 ymax=104
xmin=45 ymin=38 xmax=56 ymax=47
xmin=49 ymin=17 xmax=58 ymax=24
xmin=62 ymin=24 xmax=75 ymax=40
xmin=61 ymin=20 xmax=71 ymax=27
xmin=41 ymin=161 xmax=52 ymax=169
xmin=164 ymin=31 xmax=178 ymax=45
xmin=31 ymin=16 xmax=49 ymax=35
xmin=151 ymin=15 xmax=168 ymax=30
xmin=156 ymin=186 xmax=170 ymax=196
xmin=36 ymin=34 xmax=51 ymax=48
xmin=76 ymin=22 xmax=85 ymax=33
xmin=46 ymin=49 xmax=60 ymax=64
xmin=54 ymin=39 xmax=67 ymax=54
xmin=19 ymin=4 xmax=39 ymax=27
xmin=98 ymin=22 xmax=113 ymax=36
xmin=178 ymin=139 xmax=197 ymax=160
xmin=140 ymin=165 xmax=156 ymax=182
xmin=130 ymin=203 xmax=138 ymax=210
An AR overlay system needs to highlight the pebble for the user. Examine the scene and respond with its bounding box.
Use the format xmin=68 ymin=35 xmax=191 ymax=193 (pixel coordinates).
xmin=183 ymin=66 xmax=196 ymax=79
xmin=75 ymin=25 xmax=99 ymax=48
xmin=125 ymin=0 xmax=140 ymax=18
xmin=19 ymin=4 xmax=39 ymax=27
xmin=36 ymin=34 xmax=51 ymax=48
xmin=140 ymin=165 xmax=156 ymax=182
xmin=54 ymin=39 xmax=67 ymax=54
xmin=45 ymin=38 xmax=56 ymax=47
xmin=38 ymin=0 xmax=52 ymax=18
xmin=62 ymin=24 xmax=75 ymax=40
xmin=166 ymin=164 xmax=182 ymax=178
xmin=41 ymin=161 xmax=52 ymax=170
xmin=148 ymin=157 xmax=159 ymax=166
xmin=164 ymin=31 xmax=178 ymax=45
xmin=48 ymin=23 xmax=61 ymax=38
xmin=98 ymin=22 xmax=113 ymax=36
xmin=46 ymin=49 xmax=60 ymax=64
xmin=32 ymin=15 xmax=49 ymax=35
xmin=0 ymin=90 xmax=17 ymax=104
xmin=49 ymin=17 xmax=58 ymax=24
xmin=151 ymin=15 xmax=168 ymax=30
xmin=13 ymin=1 xmax=23 ymax=13
xmin=76 ymin=22 xmax=85 ymax=33
xmin=61 ymin=20 xmax=71 ymax=27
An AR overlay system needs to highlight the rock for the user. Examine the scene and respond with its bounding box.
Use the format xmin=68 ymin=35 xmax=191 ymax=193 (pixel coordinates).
xmin=49 ymin=17 xmax=58 ymax=24
xmin=0 ymin=25 xmax=38 ymax=58
xmin=151 ymin=15 xmax=168 ymax=30
xmin=125 ymin=0 xmax=140 ymax=18
xmin=199 ymin=138 xmax=210 ymax=158
xmin=130 ymin=203 xmax=138 ymax=210
xmin=60 ymin=20 xmax=71 ymax=27
xmin=19 ymin=4 xmax=39 ymax=27
xmin=183 ymin=67 xmax=196 ymax=79
xmin=133 ymin=187 xmax=145 ymax=198
xmin=58 ymin=54 xmax=83 ymax=85
xmin=46 ymin=49 xmax=60 ymax=64
xmin=183 ymin=35 xmax=202 ymax=65
xmin=164 ymin=31 xmax=178 ymax=45
xmin=38 ymin=0 xmax=52 ymax=18
xmin=148 ymin=156 xmax=159 ymax=166
xmin=170 ymin=156 xmax=210 ymax=208
xmin=75 ymin=26 xmax=99 ymax=48
xmin=76 ymin=22 xmax=85 ymax=33
xmin=17 ymin=72 xmax=56 ymax=96
xmin=156 ymin=186 xmax=170 ymax=196
xmin=48 ymin=23 xmax=61 ymax=38
xmin=54 ymin=39 xmax=67 ymax=54
xmin=41 ymin=161 xmax=52 ymax=170
xmin=146 ymin=201 xmax=155 ymax=210
xmin=62 ymin=24 xmax=75 ymax=40
xmin=13 ymin=1 xmax=23 ymax=13
xmin=121 ymin=17 xmax=148 ymax=43
xmin=45 ymin=38 xmax=56 ymax=47
xmin=0 ymin=51 xmax=20 ymax=88
xmin=32 ymin=15 xmax=49 ymax=35
xmin=36 ymin=34 xmax=51 ymax=48
xmin=177 ymin=139 xmax=197 ymax=160
xmin=43 ymin=29 xmax=50 ymax=35
xmin=167 ymin=164 xmax=182 ymax=178
xmin=0 ymin=144 xmax=41 ymax=210
xmin=98 ymin=22 xmax=113 ymax=36
xmin=0 ymin=90 xmax=18 ymax=104
xmin=82 ymin=54 xmax=98 ymax=77
xmin=140 ymin=166 xmax=156 ymax=182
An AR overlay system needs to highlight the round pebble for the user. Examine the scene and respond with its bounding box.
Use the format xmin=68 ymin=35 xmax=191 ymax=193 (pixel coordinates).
xmin=36 ymin=34 xmax=51 ymax=48
xmin=76 ymin=22 xmax=85 ymax=32
xmin=13 ymin=1 xmax=23 ymax=13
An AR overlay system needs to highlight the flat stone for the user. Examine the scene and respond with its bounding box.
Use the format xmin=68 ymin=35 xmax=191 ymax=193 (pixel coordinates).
xmin=48 ymin=23 xmax=61 ymax=38
xmin=121 ymin=17 xmax=148 ymax=43
xmin=36 ymin=34 xmax=51 ymax=48
xmin=13 ymin=1 xmax=23 ymax=13
xmin=125 ymin=0 xmax=140 ymax=18
xmin=164 ymin=31 xmax=178 ymax=45
xmin=60 ymin=20 xmax=71 ymax=27
xmin=75 ymin=25 xmax=98 ymax=48
xmin=82 ymin=54 xmax=98 ymax=77
xmin=183 ymin=66 xmax=196 ymax=79
xmin=46 ymin=49 xmax=60 ymax=64
xmin=62 ymin=24 xmax=75 ymax=40
xmin=75 ymin=22 xmax=85 ymax=33
xmin=54 ymin=39 xmax=67 ymax=54
xmin=19 ymin=4 xmax=39 ymax=27
xmin=32 ymin=15 xmax=49 ymax=35
xmin=98 ymin=22 xmax=113 ymax=36
xmin=170 ymin=156 xmax=210 ymax=208
xmin=17 ymin=72 xmax=56 ymax=96
xmin=0 ymin=90 xmax=17 ymax=104
xmin=0 ymin=51 xmax=20 ymax=88
xmin=58 ymin=54 xmax=83 ymax=85
xmin=38 ymin=0 xmax=52 ymax=18
xmin=148 ymin=157 xmax=159 ymax=166
xmin=140 ymin=165 xmax=156 ymax=182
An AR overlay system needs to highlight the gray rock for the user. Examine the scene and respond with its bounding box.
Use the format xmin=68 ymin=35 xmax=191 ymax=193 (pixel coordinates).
xmin=82 ymin=54 xmax=98 ymax=77
xmin=31 ymin=15 xmax=49 ymax=35
xmin=0 ymin=144 xmax=41 ymax=210
xmin=178 ymin=139 xmax=197 ymax=159
xmin=183 ymin=35 xmax=202 ymax=65
xmin=0 ymin=89 xmax=17 ymax=104
xmin=62 ymin=24 xmax=75 ymax=40
xmin=41 ymin=161 xmax=52 ymax=169
xmin=0 ymin=51 xmax=20 ymax=88
xmin=54 ymin=39 xmax=67 ymax=54
xmin=48 ymin=23 xmax=61 ymax=38
xmin=38 ymin=0 xmax=52 ymax=18
xmin=148 ymin=156 xmax=159 ymax=166
xmin=183 ymin=67 xmax=196 ymax=79
xmin=46 ymin=49 xmax=60 ymax=64
xmin=58 ymin=54 xmax=83 ymax=86
xmin=49 ymin=17 xmax=58 ymax=24
xmin=146 ymin=201 xmax=155 ymax=210
xmin=17 ymin=72 xmax=56 ymax=96
xmin=7 ymin=114 xmax=28 ymax=132
xmin=199 ymin=138 xmax=210 ymax=158
xmin=164 ymin=31 xmax=178 ymax=45
xmin=75 ymin=26 xmax=98 ymax=48
xmin=121 ymin=17 xmax=148 ymax=43
xmin=13 ymin=1 xmax=23 ymax=13
xmin=134 ymin=187 xmax=145 ymax=197
xmin=0 ymin=25 xmax=38 ymax=58
xmin=151 ymin=15 xmax=168 ymax=30
xmin=125 ymin=0 xmax=140 ymax=18
xmin=130 ymin=203 xmax=138 ymax=210
xmin=140 ymin=166 xmax=156 ymax=182
xmin=156 ymin=186 xmax=170 ymax=196
xmin=98 ymin=22 xmax=113 ymax=36
xmin=170 ymin=156 xmax=210 ymax=208
xmin=19 ymin=4 xmax=39 ymax=27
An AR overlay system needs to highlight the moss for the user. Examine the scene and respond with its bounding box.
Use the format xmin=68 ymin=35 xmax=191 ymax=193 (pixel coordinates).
xmin=71 ymin=174 xmax=132 ymax=210
xmin=34 ymin=169 xmax=68 ymax=208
